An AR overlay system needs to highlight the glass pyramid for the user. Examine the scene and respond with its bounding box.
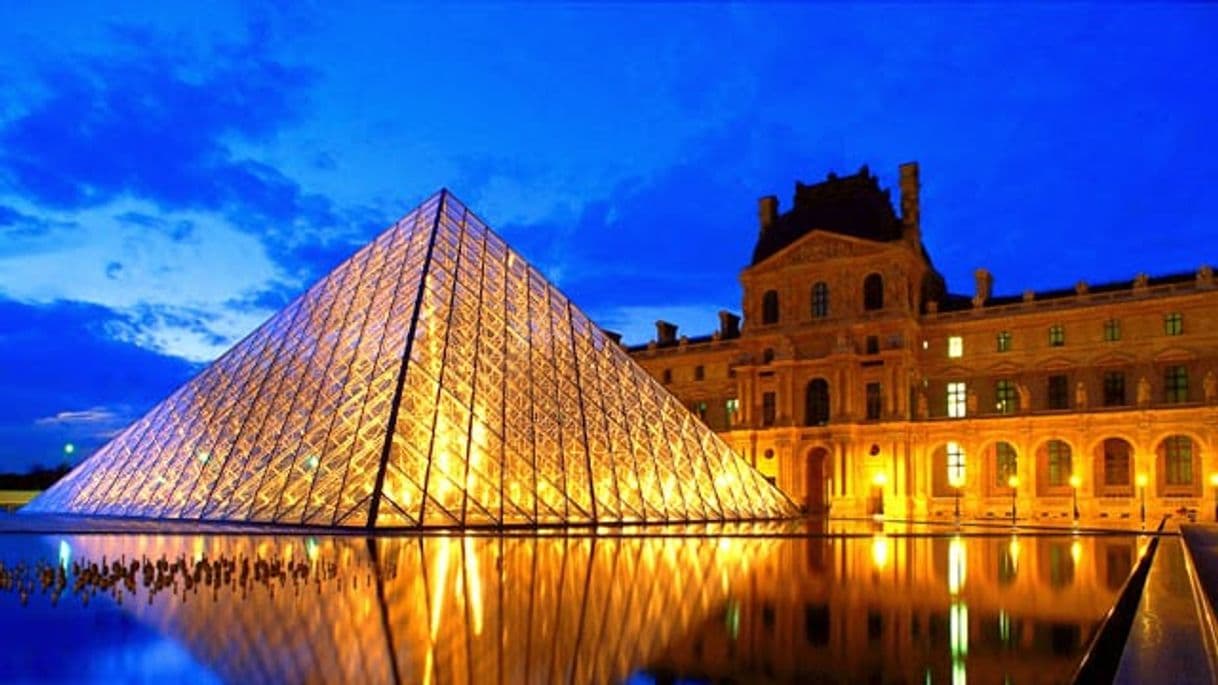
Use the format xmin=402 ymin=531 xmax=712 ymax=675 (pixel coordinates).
xmin=26 ymin=190 xmax=795 ymax=528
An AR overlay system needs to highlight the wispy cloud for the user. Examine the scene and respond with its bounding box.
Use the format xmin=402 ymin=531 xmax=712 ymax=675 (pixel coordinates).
xmin=35 ymin=406 xmax=120 ymax=427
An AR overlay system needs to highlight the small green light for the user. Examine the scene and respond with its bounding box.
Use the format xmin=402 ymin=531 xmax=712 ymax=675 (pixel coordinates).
xmin=198 ymin=451 xmax=210 ymax=464
xmin=63 ymin=443 xmax=75 ymax=455
xmin=305 ymin=455 xmax=319 ymax=470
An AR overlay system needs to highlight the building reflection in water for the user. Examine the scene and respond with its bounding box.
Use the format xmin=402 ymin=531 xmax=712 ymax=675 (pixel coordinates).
xmin=12 ymin=528 xmax=1140 ymax=684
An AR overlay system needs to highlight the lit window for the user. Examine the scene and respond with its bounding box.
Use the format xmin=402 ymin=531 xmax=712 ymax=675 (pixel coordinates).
xmin=995 ymin=379 xmax=1016 ymax=415
xmin=812 ymin=282 xmax=829 ymax=319
xmin=1104 ymin=319 xmax=1121 ymax=342
xmin=996 ymin=331 xmax=1012 ymax=353
xmin=694 ymin=365 xmax=705 ymax=381
xmin=1164 ymin=365 xmax=1189 ymax=403
xmin=947 ymin=382 xmax=967 ymax=418
xmin=1047 ymin=440 xmax=1072 ymax=486
xmin=947 ymin=336 xmax=963 ymax=358
xmin=995 ymin=443 xmax=1017 ymax=487
xmin=1049 ymin=325 xmax=1065 ymax=347
xmin=725 ymin=398 xmax=739 ymax=426
xmin=1165 ymin=312 xmax=1183 ymax=336
xmin=1164 ymin=436 xmax=1193 ymax=485
xmin=922 ymin=340 xmax=929 ymax=350
xmin=947 ymin=441 xmax=966 ymax=486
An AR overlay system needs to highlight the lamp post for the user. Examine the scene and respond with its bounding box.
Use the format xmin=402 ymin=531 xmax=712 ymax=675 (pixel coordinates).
xmin=950 ymin=471 xmax=964 ymax=524
xmin=1069 ymin=474 xmax=1081 ymax=524
xmin=1210 ymin=473 xmax=1218 ymax=522
xmin=873 ymin=471 xmax=887 ymax=519
xmin=1136 ymin=472 xmax=1148 ymax=527
xmin=1008 ymin=474 xmax=1019 ymax=526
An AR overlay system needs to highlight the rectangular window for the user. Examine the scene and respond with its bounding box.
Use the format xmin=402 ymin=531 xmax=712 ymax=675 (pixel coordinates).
xmin=762 ymin=392 xmax=776 ymax=427
xmin=866 ymin=382 xmax=882 ymax=420
xmin=1103 ymin=372 xmax=1126 ymax=407
xmin=1165 ymin=436 xmax=1193 ymax=485
xmin=1164 ymin=365 xmax=1189 ymax=403
xmin=1047 ymin=441 xmax=1072 ymax=487
xmin=948 ymin=336 xmax=963 ymax=358
xmin=947 ymin=441 xmax=966 ymax=486
xmin=1049 ymin=325 xmax=1065 ymax=347
xmin=995 ymin=379 xmax=1016 ymax=415
xmin=694 ymin=365 xmax=705 ymax=381
xmin=947 ymin=382 xmax=967 ymax=418
xmin=997 ymin=331 xmax=1012 ymax=353
xmin=812 ymin=282 xmax=829 ymax=319
xmin=725 ymin=398 xmax=739 ymax=426
xmin=1104 ymin=319 xmax=1121 ymax=342
xmin=1048 ymin=375 xmax=1069 ymax=410
xmin=995 ymin=443 xmax=1017 ymax=487
xmin=866 ymin=335 xmax=879 ymax=355
xmin=662 ymin=369 xmax=672 ymax=384
xmin=1165 ymin=312 xmax=1183 ymax=336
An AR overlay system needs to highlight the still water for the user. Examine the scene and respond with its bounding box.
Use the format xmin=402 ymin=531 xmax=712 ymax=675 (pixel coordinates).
xmin=0 ymin=523 xmax=1140 ymax=684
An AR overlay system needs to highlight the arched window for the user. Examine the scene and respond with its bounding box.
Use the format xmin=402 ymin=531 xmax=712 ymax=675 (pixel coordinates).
xmin=1101 ymin=438 xmax=1132 ymax=490
xmin=1038 ymin=439 xmax=1072 ymax=495
xmin=762 ymin=290 xmax=780 ymax=324
xmin=805 ymin=379 xmax=830 ymax=426
xmin=993 ymin=442 xmax=1017 ymax=492
xmin=812 ymin=282 xmax=829 ymax=319
xmin=1158 ymin=435 xmax=1198 ymax=496
xmin=863 ymin=273 xmax=884 ymax=311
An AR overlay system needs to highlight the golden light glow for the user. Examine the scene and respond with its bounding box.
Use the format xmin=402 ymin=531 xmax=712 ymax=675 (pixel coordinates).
xmin=948 ymin=536 xmax=967 ymax=595
xmin=1209 ymin=473 xmax=1218 ymax=487
xmin=871 ymin=533 xmax=890 ymax=570
xmin=872 ymin=471 xmax=888 ymax=487
xmin=1007 ymin=474 xmax=1019 ymax=488
xmin=1069 ymin=474 xmax=1081 ymax=489
xmin=1007 ymin=535 xmax=1021 ymax=572
xmin=949 ymin=471 xmax=965 ymax=488
xmin=1071 ymin=539 xmax=1082 ymax=564
xmin=1136 ymin=472 xmax=1149 ymax=488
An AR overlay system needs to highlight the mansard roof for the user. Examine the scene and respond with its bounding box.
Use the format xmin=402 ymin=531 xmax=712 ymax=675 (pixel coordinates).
xmin=751 ymin=166 xmax=903 ymax=266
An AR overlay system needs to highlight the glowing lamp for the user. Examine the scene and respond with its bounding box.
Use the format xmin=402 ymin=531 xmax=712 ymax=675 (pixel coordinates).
xmin=872 ymin=471 xmax=888 ymax=487
xmin=1209 ymin=473 xmax=1218 ymax=488
xmin=1007 ymin=474 xmax=1019 ymax=489
xmin=1136 ymin=472 xmax=1148 ymax=488
xmin=1069 ymin=474 xmax=1081 ymax=489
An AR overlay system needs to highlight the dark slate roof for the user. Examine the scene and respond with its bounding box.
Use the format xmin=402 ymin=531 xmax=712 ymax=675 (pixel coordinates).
xmin=937 ymin=271 xmax=1198 ymax=312
xmin=625 ymin=332 xmax=716 ymax=353
xmin=752 ymin=166 xmax=903 ymax=266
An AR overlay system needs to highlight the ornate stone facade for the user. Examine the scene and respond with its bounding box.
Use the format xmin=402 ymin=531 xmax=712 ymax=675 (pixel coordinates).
xmin=629 ymin=162 xmax=1218 ymax=522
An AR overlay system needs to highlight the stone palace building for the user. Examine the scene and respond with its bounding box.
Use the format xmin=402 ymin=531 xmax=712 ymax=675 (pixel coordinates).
xmin=627 ymin=162 xmax=1218 ymax=522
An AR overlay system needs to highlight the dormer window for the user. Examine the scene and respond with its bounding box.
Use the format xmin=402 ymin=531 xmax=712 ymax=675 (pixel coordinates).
xmin=762 ymin=290 xmax=779 ymax=324
xmin=863 ymin=273 xmax=884 ymax=311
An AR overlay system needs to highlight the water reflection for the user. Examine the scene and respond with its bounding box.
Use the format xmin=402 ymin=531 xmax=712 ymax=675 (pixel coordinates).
xmin=0 ymin=529 xmax=1139 ymax=684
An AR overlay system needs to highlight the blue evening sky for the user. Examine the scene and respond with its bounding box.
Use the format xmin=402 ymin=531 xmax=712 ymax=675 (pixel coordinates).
xmin=0 ymin=3 xmax=1215 ymax=471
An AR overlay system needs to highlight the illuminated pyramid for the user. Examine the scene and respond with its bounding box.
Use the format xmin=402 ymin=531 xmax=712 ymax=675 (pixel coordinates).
xmin=26 ymin=190 xmax=794 ymax=528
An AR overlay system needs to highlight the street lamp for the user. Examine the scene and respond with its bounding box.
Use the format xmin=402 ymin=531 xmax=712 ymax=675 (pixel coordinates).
xmin=1007 ymin=474 xmax=1019 ymax=526
xmin=1069 ymin=474 xmax=1081 ymax=523
xmin=873 ymin=471 xmax=888 ymax=519
xmin=1136 ymin=472 xmax=1148 ymax=526
xmin=1209 ymin=473 xmax=1218 ymax=522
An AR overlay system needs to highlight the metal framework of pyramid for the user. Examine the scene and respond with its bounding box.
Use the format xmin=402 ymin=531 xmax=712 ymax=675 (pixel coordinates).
xmin=26 ymin=190 xmax=794 ymax=528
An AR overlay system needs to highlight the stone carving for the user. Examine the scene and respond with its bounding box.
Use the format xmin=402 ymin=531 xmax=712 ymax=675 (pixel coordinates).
xmin=1075 ymin=381 xmax=1087 ymax=409
xmin=1205 ymin=371 xmax=1217 ymax=404
xmin=1016 ymin=383 xmax=1032 ymax=412
xmin=1137 ymin=376 xmax=1152 ymax=407
xmin=1133 ymin=273 xmax=1149 ymax=291
xmin=966 ymin=388 xmax=979 ymax=415
xmin=1199 ymin=265 xmax=1214 ymax=287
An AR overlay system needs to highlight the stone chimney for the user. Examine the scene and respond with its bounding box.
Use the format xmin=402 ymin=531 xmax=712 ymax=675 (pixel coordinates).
xmin=758 ymin=195 xmax=779 ymax=233
xmin=655 ymin=320 xmax=678 ymax=345
xmin=972 ymin=268 xmax=992 ymax=308
xmin=899 ymin=161 xmax=920 ymax=242
xmin=718 ymin=310 xmax=741 ymax=339
xmin=601 ymin=329 xmax=623 ymax=345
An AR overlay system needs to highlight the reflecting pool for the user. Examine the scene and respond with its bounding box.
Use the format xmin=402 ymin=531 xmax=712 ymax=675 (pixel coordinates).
xmin=0 ymin=523 xmax=1141 ymax=684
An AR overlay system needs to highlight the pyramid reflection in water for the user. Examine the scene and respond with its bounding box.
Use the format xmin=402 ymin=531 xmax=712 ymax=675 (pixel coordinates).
xmin=27 ymin=191 xmax=793 ymax=527
xmin=66 ymin=533 xmax=774 ymax=684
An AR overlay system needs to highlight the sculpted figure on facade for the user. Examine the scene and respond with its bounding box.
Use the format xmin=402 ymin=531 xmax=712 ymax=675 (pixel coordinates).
xmin=1137 ymin=376 xmax=1152 ymax=407
xmin=1075 ymin=381 xmax=1088 ymax=410
xmin=1016 ymin=382 xmax=1031 ymax=413
xmin=916 ymin=390 xmax=929 ymax=419
xmin=966 ymin=388 xmax=978 ymax=415
xmin=1205 ymin=370 xmax=1217 ymax=404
